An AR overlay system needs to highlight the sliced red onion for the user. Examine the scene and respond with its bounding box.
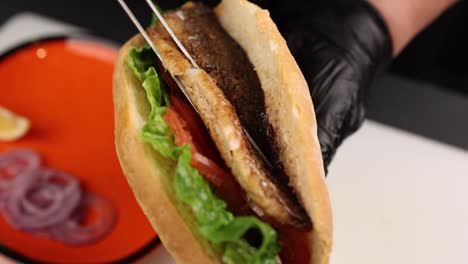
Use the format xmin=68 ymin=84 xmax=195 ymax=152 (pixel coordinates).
xmin=0 ymin=149 xmax=41 ymax=208
xmin=20 ymin=184 xmax=61 ymax=215
xmin=0 ymin=149 xmax=117 ymax=246
xmin=50 ymin=193 xmax=117 ymax=246
xmin=2 ymin=168 xmax=82 ymax=230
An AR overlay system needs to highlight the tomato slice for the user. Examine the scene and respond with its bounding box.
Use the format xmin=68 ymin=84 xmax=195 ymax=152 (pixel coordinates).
xmin=169 ymin=91 xmax=222 ymax=164
xmin=162 ymin=107 xmax=193 ymax=148
xmin=163 ymin=105 xmax=248 ymax=215
xmin=163 ymin=107 xmax=227 ymax=187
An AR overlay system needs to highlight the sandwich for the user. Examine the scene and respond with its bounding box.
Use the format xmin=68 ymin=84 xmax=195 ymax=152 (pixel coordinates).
xmin=112 ymin=0 xmax=332 ymax=263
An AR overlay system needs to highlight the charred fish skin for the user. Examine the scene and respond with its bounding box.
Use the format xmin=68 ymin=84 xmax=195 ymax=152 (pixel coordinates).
xmin=169 ymin=3 xmax=272 ymax=165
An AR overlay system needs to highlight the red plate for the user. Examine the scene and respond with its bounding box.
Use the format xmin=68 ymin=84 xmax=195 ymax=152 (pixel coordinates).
xmin=0 ymin=38 xmax=158 ymax=263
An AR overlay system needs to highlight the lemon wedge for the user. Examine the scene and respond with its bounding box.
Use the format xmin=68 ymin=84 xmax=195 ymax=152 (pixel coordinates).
xmin=0 ymin=106 xmax=31 ymax=142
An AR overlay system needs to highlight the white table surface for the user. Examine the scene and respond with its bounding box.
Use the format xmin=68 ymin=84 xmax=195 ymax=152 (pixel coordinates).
xmin=328 ymin=121 xmax=468 ymax=264
xmin=2 ymin=13 xmax=468 ymax=264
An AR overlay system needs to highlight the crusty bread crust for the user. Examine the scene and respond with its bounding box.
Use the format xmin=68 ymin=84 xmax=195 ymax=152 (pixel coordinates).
xmin=215 ymin=0 xmax=333 ymax=263
xmin=113 ymin=35 xmax=219 ymax=264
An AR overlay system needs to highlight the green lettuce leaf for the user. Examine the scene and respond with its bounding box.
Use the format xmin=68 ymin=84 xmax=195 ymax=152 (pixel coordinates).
xmin=129 ymin=46 xmax=280 ymax=264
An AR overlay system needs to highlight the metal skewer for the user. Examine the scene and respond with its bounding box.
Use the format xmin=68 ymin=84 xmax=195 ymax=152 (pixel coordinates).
xmin=117 ymin=0 xmax=197 ymax=111
xmin=145 ymin=0 xmax=200 ymax=69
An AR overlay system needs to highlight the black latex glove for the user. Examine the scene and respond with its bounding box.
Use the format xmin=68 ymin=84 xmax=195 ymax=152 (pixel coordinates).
xmin=266 ymin=0 xmax=393 ymax=171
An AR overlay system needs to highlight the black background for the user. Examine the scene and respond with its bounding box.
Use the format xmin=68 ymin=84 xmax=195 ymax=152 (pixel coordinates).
xmin=1 ymin=0 xmax=467 ymax=151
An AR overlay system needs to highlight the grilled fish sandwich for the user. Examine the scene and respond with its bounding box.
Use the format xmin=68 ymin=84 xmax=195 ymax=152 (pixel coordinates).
xmin=113 ymin=0 xmax=332 ymax=263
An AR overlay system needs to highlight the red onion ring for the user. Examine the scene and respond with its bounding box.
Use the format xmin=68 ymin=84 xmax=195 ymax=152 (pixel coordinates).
xmin=49 ymin=193 xmax=117 ymax=246
xmin=0 ymin=149 xmax=41 ymax=208
xmin=2 ymin=168 xmax=82 ymax=230
xmin=0 ymin=149 xmax=117 ymax=246
xmin=20 ymin=184 xmax=61 ymax=215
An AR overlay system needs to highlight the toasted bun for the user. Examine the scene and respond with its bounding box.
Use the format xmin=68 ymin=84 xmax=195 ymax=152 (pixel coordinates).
xmin=113 ymin=0 xmax=332 ymax=263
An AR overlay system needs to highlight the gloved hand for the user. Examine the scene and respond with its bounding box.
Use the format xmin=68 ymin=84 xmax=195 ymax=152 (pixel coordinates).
xmin=163 ymin=0 xmax=393 ymax=171
xmin=266 ymin=0 xmax=393 ymax=171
